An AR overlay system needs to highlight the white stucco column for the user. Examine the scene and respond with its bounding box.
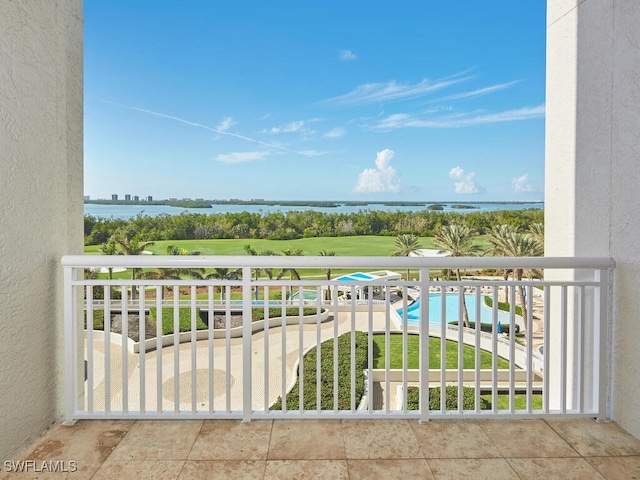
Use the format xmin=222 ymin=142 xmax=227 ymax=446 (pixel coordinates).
xmin=546 ymin=0 xmax=640 ymax=436
xmin=0 ymin=0 xmax=83 ymax=461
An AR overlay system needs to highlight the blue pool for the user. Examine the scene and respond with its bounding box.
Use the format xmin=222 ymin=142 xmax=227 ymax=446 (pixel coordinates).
xmin=398 ymin=293 xmax=514 ymax=326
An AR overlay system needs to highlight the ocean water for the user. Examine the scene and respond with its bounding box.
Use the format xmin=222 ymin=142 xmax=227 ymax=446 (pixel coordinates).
xmin=84 ymin=201 xmax=543 ymax=220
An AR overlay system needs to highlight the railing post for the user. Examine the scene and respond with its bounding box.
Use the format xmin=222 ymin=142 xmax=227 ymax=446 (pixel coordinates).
xmin=242 ymin=266 xmax=253 ymax=422
xmin=594 ymin=267 xmax=610 ymax=420
xmin=419 ymin=268 xmax=430 ymax=422
xmin=63 ymin=265 xmax=77 ymax=423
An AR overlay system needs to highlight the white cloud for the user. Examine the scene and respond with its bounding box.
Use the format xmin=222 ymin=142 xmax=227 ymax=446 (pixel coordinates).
xmin=323 ymin=127 xmax=345 ymax=139
xmin=353 ymin=149 xmax=401 ymax=193
xmin=367 ymin=104 xmax=545 ymax=131
xmin=216 ymin=117 xmax=236 ymax=132
xmin=428 ymin=81 xmax=520 ymax=103
xmin=265 ymin=120 xmax=313 ymax=135
xmin=340 ymin=50 xmax=357 ymax=62
xmin=449 ymin=166 xmax=484 ymax=194
xmin=323 ymin=74 xmax=472 ymax=106
xmin=216 ymin=151 xmax=268 ymax=164
xmin=511 ymin=173 xmax=536 ymax=193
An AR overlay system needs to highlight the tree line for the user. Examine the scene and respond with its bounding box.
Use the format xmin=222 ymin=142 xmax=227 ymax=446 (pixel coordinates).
xmin=84 ymin=208 xmax=543 ymax=245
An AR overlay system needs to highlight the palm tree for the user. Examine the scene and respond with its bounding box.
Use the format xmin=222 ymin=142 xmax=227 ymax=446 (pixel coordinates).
xmin=433 ymin=224 xmax=479 ymax=328
xmin=112 ymin=230 xmax=155 ymax=300
xmin=319 ymin=249 xmax=336 ymax=300
xmin=139 ymin=245 xmax=200 ymax=299
xmin=391 ymin=233 xmax=423 ymax=280
xmin=244 ymin=244 xmax=277 ymax=300
xmin=485 ymin=224 xmax=517 ymax=302
xmin=497 ymin=231 xmax=543 ymax=323
xmin=191 ymin=267 xmax=242 ymax=301
xmin=98 ymin=239 xmax=120 ymax=281
xmin=278 ymin=247 xmax=304 ymax=300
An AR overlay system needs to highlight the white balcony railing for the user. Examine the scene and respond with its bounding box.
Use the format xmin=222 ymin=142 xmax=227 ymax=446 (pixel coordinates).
xmin=62 ymin=255 xmax=613 ymax=421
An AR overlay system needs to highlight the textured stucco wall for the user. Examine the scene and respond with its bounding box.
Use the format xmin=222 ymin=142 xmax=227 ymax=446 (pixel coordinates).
xmin=0 ymin=0 xmax=83 ymax=461
xmin=546 ymin=0 xmax=640 ymax=437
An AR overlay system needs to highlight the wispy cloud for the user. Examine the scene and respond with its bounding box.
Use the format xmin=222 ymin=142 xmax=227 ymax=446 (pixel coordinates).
xmin=449 ymin=166 xmax=485 ymax=194
xmin=340 ymin=50 xmax=357 ymax=62
xmin=428 ymin=81 xmax=520 ymax=103
xmin=94 ymin=98 xmax=324 ymax=157
xmin=265 ymin=120 xmax=308 ymax=134
xmin=323 ymin=74 xmax=473 ymax=106
xmin=367 ymin=104 xmax=545 ymax=131
xmin=323 ymin=127 xmax=346 ymax=139
xmin=353 ymin=149 xmax=401 ymax=194
xmin=216 ymin=151 xmax=268 ymax=164
xmin=511 ymin=173 xmax=536 ymax=193
xmin=216 ymin=117 xmax=236 ymax=132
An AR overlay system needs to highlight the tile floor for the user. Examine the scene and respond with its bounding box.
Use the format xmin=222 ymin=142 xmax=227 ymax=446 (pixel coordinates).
xmin=3 ymin=418 xmax=640 ymax=479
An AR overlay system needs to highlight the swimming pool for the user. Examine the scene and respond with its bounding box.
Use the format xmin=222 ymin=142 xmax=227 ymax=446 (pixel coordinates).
xmin=397 ymin=293 xmax=515 ymax=327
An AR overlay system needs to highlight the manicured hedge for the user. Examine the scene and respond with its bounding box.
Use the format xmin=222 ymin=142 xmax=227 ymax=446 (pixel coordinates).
xmin=483 ymin=295 xmax=523 ymax=316
xmin=448 ymin=320 xmax=520 ymax=335
xmin=252 ymin=307 xmax=321 ymax=322
xmin=271 ymin=331 xmax=368 ymax=411
xmin=149 ymin=307 xmax=208 ymax=335
xmin=406 ymin=385 xmax=490 ymax=410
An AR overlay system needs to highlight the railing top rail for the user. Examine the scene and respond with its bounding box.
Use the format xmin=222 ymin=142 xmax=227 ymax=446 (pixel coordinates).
xmin=62 ymin=254 xmax=614 ymax=270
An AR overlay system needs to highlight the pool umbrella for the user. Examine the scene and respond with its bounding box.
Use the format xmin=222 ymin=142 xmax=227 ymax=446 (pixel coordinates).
xmin=497 ymin=321 xmax=503 ymax=334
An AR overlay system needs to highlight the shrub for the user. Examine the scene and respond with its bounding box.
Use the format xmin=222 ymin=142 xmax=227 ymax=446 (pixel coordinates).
xmin=149 ymin=307 xmax=207 ymax=335
xmin=252 ymin=307 xmax=321 ymax=322
xmin=448 ymin=320 xmax=520 ymax=335
xmin=271 ymin=331 xmax=368 ymax=411
xmin=484 ymin=296 xmax=523 ymax=317
xmin=406 ymin=386 xmax=490 ymax=410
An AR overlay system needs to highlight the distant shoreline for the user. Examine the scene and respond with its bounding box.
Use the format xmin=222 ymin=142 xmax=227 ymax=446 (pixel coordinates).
xmin=85 ymin=199 xmax=544 ymax=209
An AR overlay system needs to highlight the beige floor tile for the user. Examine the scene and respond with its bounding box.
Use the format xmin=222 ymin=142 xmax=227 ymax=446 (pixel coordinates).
xmin=547 ymin=419 xmax=640 ymax=457
xmin=587 ymin=456 xmax=640 ymax=479
xmin=109 ymin=420 xmax=203 ymax=461
xmin=178 ymin=460 xmax=266 ymax=480
xmin=20 ymin=420 xmax=133 ymax=464
xmin=4 ymin=420 xmax=133 ymax=478
xmin=91 ymin=460 xmax=184 ymax=480
xmin=342 ymin=420 xmax=421 ymax=459
xmin=411 ymin=421 xmax=501 ymax=459
xmin=347 ymin=459 xmax=435 ymax=479
xmin=508 ymin=457 xmax=605 ymax=479
xmin=427 ymin=458 xmax=519 ymax=480
xmin=268 ymin=421 xmax=344 ymax=460
xmin=264 ymin=460 xmax=348 ymax=480
xmin=188 ymin=420 xmax=272 ymax=460
xmin=478 ymin=420 xmax=579 ymax=458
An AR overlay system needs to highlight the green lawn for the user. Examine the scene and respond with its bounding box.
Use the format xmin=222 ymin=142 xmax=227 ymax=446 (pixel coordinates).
xmin=372 ymin=334 xmax=511 ymax=369
xmin=85 ymin=235 xmax=490 ymax=256
xmin=84 ymin=235 xmax=490 ymax=280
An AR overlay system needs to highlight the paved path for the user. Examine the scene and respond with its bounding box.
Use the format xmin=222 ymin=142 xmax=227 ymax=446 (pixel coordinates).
xmin=86 ymin=310 xmax=392 ymax=413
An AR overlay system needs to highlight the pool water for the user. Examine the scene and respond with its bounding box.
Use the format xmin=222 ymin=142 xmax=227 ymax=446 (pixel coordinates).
xmin=398 ymin=293 xmax=514 ymax=326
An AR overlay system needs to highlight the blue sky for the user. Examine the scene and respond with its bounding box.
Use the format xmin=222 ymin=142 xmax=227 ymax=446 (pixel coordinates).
xmin=84 ymin=1 xmax=546 ymax=202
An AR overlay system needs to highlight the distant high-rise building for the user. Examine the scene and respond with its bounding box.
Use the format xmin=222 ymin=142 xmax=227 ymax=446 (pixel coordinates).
xmin=124 ymin=194 xmax=131 ymax=201
xmin=145 ymin=195 xmax=153 ymax=202
xmin=83 ymin=195 xmax=90 ymax=201
xmin=133 ymin=195 xmax=139 ymax=201
xmin=111 ymin=194 xmax=118 ymax=201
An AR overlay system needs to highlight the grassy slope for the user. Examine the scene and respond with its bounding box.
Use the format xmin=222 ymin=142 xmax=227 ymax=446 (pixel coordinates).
xmin=85 ymin=235 xmax=489 ymax=256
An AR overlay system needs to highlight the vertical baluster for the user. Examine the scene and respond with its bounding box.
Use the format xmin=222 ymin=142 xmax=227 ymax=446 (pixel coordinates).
xmin=208 ymin=285 xmax=214 ymax=414
xmin=138 ymin=287 xmax=146 ymax=414
xmin=104 ymin=285 xmax=111 ymax=414
xmin=264 ymin=286 xmax=270 ymax=413
xmin=121 ymin=286 xmax=128 ymax=413
xmin=543 ymin=285 xmax=550 ymax=414
xmin=316 ymin=286 xmax=322 ymax=414
xmin=173 ymin=286 xmax=180 ymax=413
xmin=156 ymin=286 xmax=162 ymax=414
xmin=191 ymin=285 xmax=197 ymax=414
xmin=86 ymin=285 xmax=94 ymax=413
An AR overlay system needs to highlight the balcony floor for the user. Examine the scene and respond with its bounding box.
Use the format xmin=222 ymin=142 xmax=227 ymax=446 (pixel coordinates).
xmin=4 ymin=418 xmax=640 ymax=479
